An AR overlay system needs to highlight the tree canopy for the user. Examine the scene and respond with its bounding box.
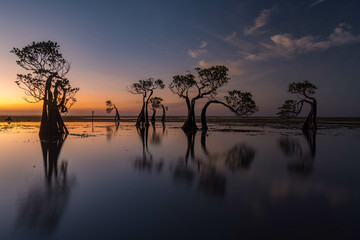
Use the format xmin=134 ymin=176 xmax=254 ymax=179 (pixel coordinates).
xmin=224 ymin=90 xmax=258 ymax=117
xmin=149 ymin=97 xmax=163 ymax=111
xmin=169 ymin=65 xmax=229 ymax=100
xmin=277 ymin=80 xmax=318 ymax=129
xmin=11 ymin=41 xmax=79 ymax=112
xmin=128 ymin=78 xmax=165 ymax=96
xmin=288 ymin=80 xmax=317 ymax=97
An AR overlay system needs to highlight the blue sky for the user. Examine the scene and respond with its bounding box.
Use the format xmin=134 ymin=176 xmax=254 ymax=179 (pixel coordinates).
xmin=0 ymin=0 xmax=359 ymax=116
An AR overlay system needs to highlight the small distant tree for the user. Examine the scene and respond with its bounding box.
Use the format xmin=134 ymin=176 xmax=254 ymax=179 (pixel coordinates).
xmin=128 ymin=78 xmax=164 ymax=126
xmin=148 ymin=97 xmax=163 ymax=125
xmin=169 ymin=65 xmax=229 ymax=132
xmin=278 ymin=80 xmax=317 ymax=129
xmin=105 ymin=100 xmax=120 ymax=122
xmin=201 ymin=90 xmax=258 ymax=130
xmin=11 ymin=41 xmax=79 ymax=137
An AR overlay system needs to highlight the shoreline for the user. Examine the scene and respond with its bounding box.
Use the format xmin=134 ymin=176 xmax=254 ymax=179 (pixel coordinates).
xmin=1 ymin=116 xmax=360 ymax=127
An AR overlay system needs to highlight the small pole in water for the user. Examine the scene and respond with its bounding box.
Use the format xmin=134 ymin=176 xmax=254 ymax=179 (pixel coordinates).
xmin=91 ymin=111 xmax=95 ymax=122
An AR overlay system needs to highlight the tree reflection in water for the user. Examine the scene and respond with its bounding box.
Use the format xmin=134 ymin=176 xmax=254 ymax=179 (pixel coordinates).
xmin=106 ymin=121 xmax=120 ymax=141
xmin=15 ymin=135 xmax=75 ymax=238
xmin=134 ymin=126 xmax=164 ymax=173
xmin=198 ymin=167 xmax=226 ymax=197
xmin=278 ymin=130 xmax=317 ymax=175
xmin=174 ymin=130 xmax=230 ymax=197
xmin=133 ymin=127 xmax=257 ymax=198
xmin=225 ymin=143 xmax=255 ymax=170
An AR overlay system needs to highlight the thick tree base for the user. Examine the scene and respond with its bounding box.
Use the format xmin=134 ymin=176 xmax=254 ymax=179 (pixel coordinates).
xmin=39 ymin=130 xmax=68 ymax=138
xmin=301 ymin=118 xmax=317 ymax=130
xmin=39 ymin=124 xmax=69 ymax=138
xmin=182 ymin=123 xmax=198 ymax=133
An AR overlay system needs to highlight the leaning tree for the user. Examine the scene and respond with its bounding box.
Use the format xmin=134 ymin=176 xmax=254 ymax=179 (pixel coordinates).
xmin=105 ymin=100 xmax=120 ymax=122
xmin=148 ymin=97 xmax=163 ymax=125
xmin=201 ymin=90 xmax=258 ymax=130
xmin=128 ymin=78 xmax=164 ymax=126
xmin=169 ymin=65 xmax=229 ymax=132
xmin=277 ymin=80 xmax=317 ymax=129
xmin=11 ymin=41 xmax=79 ymax=137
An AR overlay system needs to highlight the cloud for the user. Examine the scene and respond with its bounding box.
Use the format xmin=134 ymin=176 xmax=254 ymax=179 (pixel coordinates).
xmin=309 ymin=0 xmax=326 ymax=8
xmin=217 ymin=31 xmax=257 ymax=54
xmin=188 ymin=41 xmax=208 ymax=58
xmin=247 ymin=23 xmax=360 ymax=60
xmin=201 ymin=22 xmax=360 ymax=84
xmin=225 ymin=32 xmax=237 ymax=41
xmin=188 ymin=49 xmax=207 ymax=58
xmin=199 ymin=41 xmax=208 ymax=48
xmin=244 ymin=6 xmax=276 ymax=36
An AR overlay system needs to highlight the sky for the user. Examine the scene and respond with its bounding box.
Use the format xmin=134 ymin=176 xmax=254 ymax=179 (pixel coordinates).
xmin=0 ymin=0 xmax=359 ymax=117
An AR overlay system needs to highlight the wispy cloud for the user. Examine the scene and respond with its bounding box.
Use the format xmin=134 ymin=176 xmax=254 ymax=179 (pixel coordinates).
xmin=309 ymin=0 xmax=326 ymax=8
xmin=202 ymin=23 xmax=360 ymax=78
xmin=224 ymin=31 xmax=237 ymax=41
xmin=247 ymin=23 xmax=360 ymax=60
xmin=244 ymin=6 xmax=276 ymax=36
xmin=188 ymin=41 xmax=208 ymax=58
xmin=217 ymin=31 xmax=256 ymax=53
xmin=188 ymin=49 xmax=207 ymax=58
xmin=199 ymin=41 xmax=208 ymax=48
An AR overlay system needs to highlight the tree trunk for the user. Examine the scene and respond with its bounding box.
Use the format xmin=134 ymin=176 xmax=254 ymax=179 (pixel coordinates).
xmin=161 ymin=105 xmax=166 ymax=122
xmin=39 ymin=76 xmax=53 ymax=137
xmin=302 ymin=99 xmax=317 ymax=130
xmin=311 ymin=99 xmax=317 ymax=129
xmin=145 ymin=105 xmax=149 ymax=127
xmin=39 ymin=75 xmax=69 ymax=138
xmin=182 ymin=99 xmax=198 ymax=132
xmin=115 ymin=108 xmax=120 ymax=122
xmin=201 ymin=100 xmax=235 ymax=130
xmin=151 ymin=109 xmax=156 ymax=125
xmin=136 ymin=99 xmax=145 ymax=126
xmin=39 ymin=75 xmax=68 ymax=137
xmin=145 ymin=91 xmax=153 ymax=127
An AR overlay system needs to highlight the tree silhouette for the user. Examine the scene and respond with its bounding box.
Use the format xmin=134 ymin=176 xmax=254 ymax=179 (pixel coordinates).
xmin=128 ymin=78 xmax=164 ymax=126
xmin=105 ymin=100 xmax=120 ymax=122
xmin=148 ymin=97 xmax=163 ymax=125
xmin=278 ymin=80 xmax=318 ymax=129
xmin=11 ymin=41 xmax=79 ymax=137
xmin=201 ymin=90 xmax=258 ymax=130
xmin=169 ymin=65 xmax=229 ymax=132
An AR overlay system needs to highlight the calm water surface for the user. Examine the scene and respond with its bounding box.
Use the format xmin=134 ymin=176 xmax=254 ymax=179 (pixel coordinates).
xmin=0 ymin=122 xmax=359 ymax=239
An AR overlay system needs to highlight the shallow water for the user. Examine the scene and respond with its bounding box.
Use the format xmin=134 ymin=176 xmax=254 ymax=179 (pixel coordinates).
xmin=0 ymin=122 xmax=359 ymax=239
